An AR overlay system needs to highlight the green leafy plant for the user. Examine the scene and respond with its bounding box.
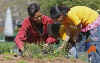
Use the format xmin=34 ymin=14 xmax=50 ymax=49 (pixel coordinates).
xmin=23 ymin=43 xmax=41 ymax=58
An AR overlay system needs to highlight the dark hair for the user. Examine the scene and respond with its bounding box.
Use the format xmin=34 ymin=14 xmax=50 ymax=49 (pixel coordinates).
xmin=27 ymin=3 xmax=40 ymax=17
xmin=50 ymin=5 xmax=70 ymax=19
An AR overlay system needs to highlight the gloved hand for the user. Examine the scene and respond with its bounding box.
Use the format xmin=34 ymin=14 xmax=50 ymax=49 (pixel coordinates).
xmin=46 ymin=36 xmax=57 ymax=44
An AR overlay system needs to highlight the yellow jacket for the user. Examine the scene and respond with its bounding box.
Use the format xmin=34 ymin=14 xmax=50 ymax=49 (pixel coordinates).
xmin=67 ymin=6 xmax=99 ymax=26
xmin=59 ymin=6 xmax=99 ymax=40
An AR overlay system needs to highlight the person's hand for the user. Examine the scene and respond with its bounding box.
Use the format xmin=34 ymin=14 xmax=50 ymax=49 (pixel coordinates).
xmin=57 ymin=40 xmax=67 ymax=51
xmin=57 ymin=46 xmax=64 ymax=51
xmin=19 ymin=47 xmax=24 ymax=52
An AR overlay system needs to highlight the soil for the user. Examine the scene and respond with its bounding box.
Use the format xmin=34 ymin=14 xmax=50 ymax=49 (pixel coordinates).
xmin=0 ymin=55 xmax=87 ymax=63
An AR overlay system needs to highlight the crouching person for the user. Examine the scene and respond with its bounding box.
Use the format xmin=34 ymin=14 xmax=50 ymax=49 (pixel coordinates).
xmin=50 ymin=5 xmax=79 ymax=59
xmin=14 ymin=3 xmax=56 ymax=56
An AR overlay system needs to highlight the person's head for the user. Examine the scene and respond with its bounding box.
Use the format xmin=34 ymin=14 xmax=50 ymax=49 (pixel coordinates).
xmin=27 ymin=3 xmax=42 ymax=23
xmin=50 ymin=5 xmax=70 ymax=22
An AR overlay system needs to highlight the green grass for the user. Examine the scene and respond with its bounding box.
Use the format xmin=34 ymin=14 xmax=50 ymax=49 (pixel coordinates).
xmin=0 ymin=42 xmax=16 ymax=54
xmin=17 ymin=60 xmax=28 ymax=63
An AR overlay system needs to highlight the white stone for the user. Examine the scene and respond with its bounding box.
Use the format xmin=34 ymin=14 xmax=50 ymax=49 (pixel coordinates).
xmin=4 ymin=7 xmax=14 ymax=36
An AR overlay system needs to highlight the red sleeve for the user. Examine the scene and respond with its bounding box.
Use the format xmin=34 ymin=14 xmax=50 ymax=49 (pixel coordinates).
xmin=14 ymin=18 xmax=30 ymax=50
xmin=42 ymin=15 xmax=57 ymax=44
